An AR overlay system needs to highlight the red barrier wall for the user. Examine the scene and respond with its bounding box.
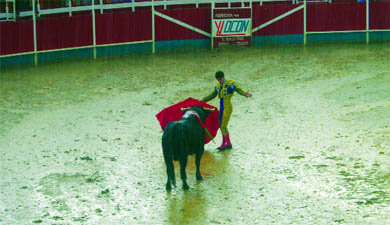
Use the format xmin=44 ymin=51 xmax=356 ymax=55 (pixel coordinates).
xmin=370 ymin=2 xmax=390 ymax=30
xmin=95 ymin=9 xmax=152 ymax=45
xmin=307 ymin=2 xmax=366 ymax=32
xmin=155 ymin=8 xmax=210 ymax=41
xmin=36 ymin=14 xmax=93 ymax=51
xmin=0 ymin=20 xmax=34 ymax=55
xmin=1 ymin=2 xmax=390 ymax=56
xmin=252 ymin=4 xmax=304 ymax=36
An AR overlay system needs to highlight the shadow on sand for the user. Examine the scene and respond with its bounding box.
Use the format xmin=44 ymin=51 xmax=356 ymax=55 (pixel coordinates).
xmin=165 ymin=150 xmax=231 ymax=224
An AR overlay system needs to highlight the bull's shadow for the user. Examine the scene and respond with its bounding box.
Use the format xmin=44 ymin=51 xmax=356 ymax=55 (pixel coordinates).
xmin=165 ymin=150 xmax=230 ymax=224
xmin=166 ymin=188 xmax=207 ymax=224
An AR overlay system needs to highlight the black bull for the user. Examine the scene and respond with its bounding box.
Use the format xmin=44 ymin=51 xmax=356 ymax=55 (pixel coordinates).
xmin=162 ymin=106 xmax=214 ymax=190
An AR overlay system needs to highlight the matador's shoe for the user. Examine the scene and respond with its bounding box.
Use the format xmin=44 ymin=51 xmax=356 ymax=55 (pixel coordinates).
xmin=219 ymin=144 xmax=232 ymax=151
xmin=220 ymin=133 xmax=232 ymax=150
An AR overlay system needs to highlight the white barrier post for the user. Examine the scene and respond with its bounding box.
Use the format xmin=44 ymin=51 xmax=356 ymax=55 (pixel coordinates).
xmin=92 ymin=0 xmax=97 ymax=59
xmin=5 ymin=2 xmax=9 ymax=21
xmin=304 ymin=0 xmax=306 ymax=45
xmin=211 ymin=3 xmax=214 ymax=50
xmin=68 ymin=0 xmax=72 ymax=17
xmin=366 ymin=0 xmax=369 ymax=44
xmin=37 ymin=0 xmax=40 ymax=17
xmin=152 ymin=4 xmax=155 ymax=53
xmin=250 ymin=0 xmax=253 ymax=46
xmin=32 ymin=0 xmax=38 ymax=65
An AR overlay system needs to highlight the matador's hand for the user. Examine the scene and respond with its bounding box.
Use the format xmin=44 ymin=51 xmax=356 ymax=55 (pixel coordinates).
xmin=245 ymin=91 xmax=252 ymax=97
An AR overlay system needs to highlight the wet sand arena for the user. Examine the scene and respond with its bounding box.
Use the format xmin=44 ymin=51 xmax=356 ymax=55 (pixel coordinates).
xmin=1 ymin=42 xmax=390 ymax=224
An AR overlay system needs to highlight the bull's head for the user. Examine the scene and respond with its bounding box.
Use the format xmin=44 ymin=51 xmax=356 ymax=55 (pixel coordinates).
xmin=181 ymin=106 xmax=215 ymax=123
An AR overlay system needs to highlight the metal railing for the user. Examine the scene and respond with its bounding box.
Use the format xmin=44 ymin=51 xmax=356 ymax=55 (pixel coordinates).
xmin=0 ymin=0 xmax=293 ymax=20
xmin=1 ymin=0 xmax=16 ymax=21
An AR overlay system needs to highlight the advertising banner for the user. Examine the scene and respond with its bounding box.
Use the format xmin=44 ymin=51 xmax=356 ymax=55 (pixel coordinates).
xmin=212 ymin=8 xmax=252 ymax=48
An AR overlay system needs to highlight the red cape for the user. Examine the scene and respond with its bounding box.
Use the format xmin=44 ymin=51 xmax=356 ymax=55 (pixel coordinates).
xmin=156 ymin=98 xmax=219 ymax=144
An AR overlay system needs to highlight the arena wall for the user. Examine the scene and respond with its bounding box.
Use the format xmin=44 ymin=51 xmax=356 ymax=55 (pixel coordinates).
xmin=1 ymin=2 xmax=389 ymax=67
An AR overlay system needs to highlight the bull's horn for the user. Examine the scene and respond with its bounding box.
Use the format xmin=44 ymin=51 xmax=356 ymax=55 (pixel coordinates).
xmin=181 ymin=107 xmax=190 ymax=112
xmin=203 ymin=107 xmax=215 ymax=112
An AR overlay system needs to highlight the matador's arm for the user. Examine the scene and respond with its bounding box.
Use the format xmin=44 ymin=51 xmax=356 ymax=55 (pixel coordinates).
xmin=232 ymin=81 xmax=247 ymax=96
xmin=202 ymin=89 xmax=217 ymax=102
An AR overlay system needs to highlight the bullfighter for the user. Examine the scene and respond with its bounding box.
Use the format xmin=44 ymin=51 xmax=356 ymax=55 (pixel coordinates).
xmin=202 ymin=71 xmax=252 ymax=151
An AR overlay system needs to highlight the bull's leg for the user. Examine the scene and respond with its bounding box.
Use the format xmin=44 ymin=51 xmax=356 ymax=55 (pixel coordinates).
xmin=195 ymin=148 xmax=204 ymax=181
xmin=165 ymin=168 xmax=172 ymax=190
xmin=170 ymin=165 xmax=176 ymax=188
xmin=165 ymin=160 xmax=176 ymax=190
xmin=179 ymin=156 xmax=189 ymax=190
xmin=163 ymin=148 xmax=176 ymax=190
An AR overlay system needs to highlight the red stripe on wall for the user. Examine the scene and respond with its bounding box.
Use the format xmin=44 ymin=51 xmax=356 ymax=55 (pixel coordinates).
xmin=0 ymin=20 xmax=34 ymax=55
xmin=155 ymin=8 xmax=210 ymax=41
xmin=307 ymin=2 xmax=366 ymax=32
xmin=252 ymin=4 xmax=304 ymax=36
xmin=370 ymin=2 xmax=390 ymax=30
xmin=95 ymin=9 xmax=152 ymax=45
xmin=36 ymin=14 xmax=93 ymax=51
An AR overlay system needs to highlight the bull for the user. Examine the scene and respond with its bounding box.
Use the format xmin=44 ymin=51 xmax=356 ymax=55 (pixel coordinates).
xmin=162 ymin=106 xmax=214 ymax=190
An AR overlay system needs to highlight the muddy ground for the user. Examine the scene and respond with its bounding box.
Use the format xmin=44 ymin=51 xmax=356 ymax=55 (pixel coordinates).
xmin=0 ymin=42 xmax=390 ymax=224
